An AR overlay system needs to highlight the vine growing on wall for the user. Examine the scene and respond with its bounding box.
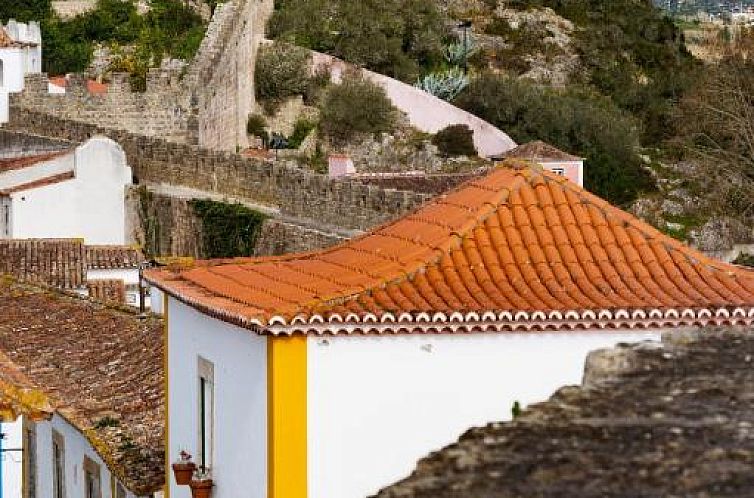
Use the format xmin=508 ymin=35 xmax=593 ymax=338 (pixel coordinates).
xmin=190 ymin=200 xmax=268 ymax=258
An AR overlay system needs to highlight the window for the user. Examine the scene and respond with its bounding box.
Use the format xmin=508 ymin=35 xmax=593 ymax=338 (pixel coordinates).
xmin=52 ymin=430 xmax=66 ymax=498
xmin=0 ymin=59 xmax=4 ymax=88
xmin=23 ymin=419 xmax=36 ymax=498
xmin=83 ymin=456 xmax=101 ymax=498
xmin=550 ymin=167 xmax=565 ymax=176
xmin=198 ymin=357 xmax=215 ymax=470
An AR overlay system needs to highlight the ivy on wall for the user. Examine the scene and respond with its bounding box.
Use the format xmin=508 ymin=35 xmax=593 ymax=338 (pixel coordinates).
xmin=190 ymin=199 xmax=268 ymax=258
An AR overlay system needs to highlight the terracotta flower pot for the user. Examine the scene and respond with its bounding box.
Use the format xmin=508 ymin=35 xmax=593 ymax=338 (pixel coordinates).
xmin=172 ymin=462 xmax=196 ymax=485
xmin=190 ymin=478 xmax=214 ymax=498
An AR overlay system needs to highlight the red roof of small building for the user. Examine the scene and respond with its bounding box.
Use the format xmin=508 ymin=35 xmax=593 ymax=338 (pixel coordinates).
xmin=145 ymin=161 xmax=754 ymax=335
xmin=505 ymin=141 xmax=583 ymax=162
xmin=0 ymin=171 xmax=75 ymax=196
xmin=0 ymin=150 xmax=71 ymax=173
xmin=48 ymin=76 xmax=108 ymax=95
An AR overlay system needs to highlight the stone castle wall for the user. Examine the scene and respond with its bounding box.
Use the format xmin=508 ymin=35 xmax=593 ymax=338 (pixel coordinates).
xmin=0 ymin=130 xmax=72 ymax=157
xmin=126 ymin=187 xmax=346 ymax=258
xmin=13 ymin=72 xmax=194 ymax=144
xmin=186 ymin=0 xmax=274 ymax=151
xmin=9 ymin=109 xmax=430 ymax=232
xmin=16 ymin=0 xmax=273 ymax=151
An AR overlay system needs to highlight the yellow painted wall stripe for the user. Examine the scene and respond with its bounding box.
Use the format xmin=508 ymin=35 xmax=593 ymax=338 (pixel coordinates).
xmin=268 ymin=335 xmax=307 ymax=498
xmin=163 ymin=294 xmax=171 ymax=498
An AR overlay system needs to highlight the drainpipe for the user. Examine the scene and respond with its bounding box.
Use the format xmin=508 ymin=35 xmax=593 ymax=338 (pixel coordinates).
xmin=0 ymin=423 xmax=3 ymax=498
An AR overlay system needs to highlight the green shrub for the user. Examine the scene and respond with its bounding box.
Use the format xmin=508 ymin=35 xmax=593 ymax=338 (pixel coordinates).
xmin=0 ymin=0 xmax=51 ymax=23
xmin=456 ymin=73 xmax=654 ymax=205
xmin=319 ymin=76 xmax=397 ymax=143
xmin=246 ymin=114 xmax=269 ymax=143
xmin=190 ymin=200 xmax=268 ymax=258
xmin=287 ymin=118 xmax=316 ymax=149
xmin=38 ymin=0 xmax=206 ymax=77
xmin=432 ymin=124 xmax=477 ymax=157
xmin=255 ymin=42 xmax=312 ymax=112
xmin=733 ymin=253 xmax=754 ymax=268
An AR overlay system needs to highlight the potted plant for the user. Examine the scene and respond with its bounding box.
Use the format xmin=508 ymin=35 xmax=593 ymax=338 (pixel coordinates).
xmin=171 ymin=450 xmax=196 ymax=485
xmin=190 ymin=466 xmax=214 ymax=498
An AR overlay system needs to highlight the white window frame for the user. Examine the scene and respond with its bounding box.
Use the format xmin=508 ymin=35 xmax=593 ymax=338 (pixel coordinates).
xmin=52 ymin=429 xmax=66 ymax=498
xmin=83 ymin=456 xmax=102 ymax=498
xmin=197 ymin=356 xmax=215 ymax=471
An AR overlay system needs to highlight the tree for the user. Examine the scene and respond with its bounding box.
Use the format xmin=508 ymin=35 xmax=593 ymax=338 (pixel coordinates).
xmin=677 ymin=54 xmax=754 ymax=221
xmin=319 ymin=76 xmax=397 ymax=144
xmin=456 ymin=73 xmax=654 ymax=205
xmin=0 ymin=0 xmax=51 ymax=23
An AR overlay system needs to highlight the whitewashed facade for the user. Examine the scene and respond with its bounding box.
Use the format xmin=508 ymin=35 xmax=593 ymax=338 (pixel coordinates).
xmin=1 ymin=415 xmax=142 ymax=498
xmin=0 ymin=137 xmax=132 ymax=245
xmin=0 ymin=20 xmax=42 ymax=125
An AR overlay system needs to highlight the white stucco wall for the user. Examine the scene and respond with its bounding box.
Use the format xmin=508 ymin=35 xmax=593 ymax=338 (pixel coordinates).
xmin=0 ymin=48 xmax=26 ymax=93
xmin=7 ymin=137 xmax=132 ymax=245
xmin=168 ymin=298 xmax=268 ymax=498
xmin=1 ymin=420 xmax=23 ymax=498
xmin=307 ymin=330 xmax=661 ymax=498
xmin=0 ymin=152 xmax=74 ymax=191
xmin=2 ymin=415 xmax=141 ymax=498
xmin=0 ymin=90 xmax=8 ymax=125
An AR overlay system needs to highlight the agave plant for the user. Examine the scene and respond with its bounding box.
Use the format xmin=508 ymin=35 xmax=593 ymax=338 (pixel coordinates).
xmin=444 ymin=37 xmax=478 ymax=67
xmin=414 ymin=67 xmax=470 ymax=102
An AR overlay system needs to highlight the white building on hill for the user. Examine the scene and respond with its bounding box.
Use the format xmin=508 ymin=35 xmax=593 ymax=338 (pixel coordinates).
xmin=0 ymin=137 xmax=132 ymax=245
xmin=0 ymin=20 xmax=42 ymax=124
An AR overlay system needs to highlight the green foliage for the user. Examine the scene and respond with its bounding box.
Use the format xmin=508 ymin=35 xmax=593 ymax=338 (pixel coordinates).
xmin=190 ymin=200 xmax=269 ymax=259
xmin=733 ymin=253 xmax=754 ymax=268
xmin=0 ymin=0 xmax=51 ymax=23
xmin=499 ymin=0 xmax=697 ymax=145
xmin=246 ymin=113 xmax=269 ymax=143
xmin=415 ymin=67 xmax=469 ymax=102
xmin=432 ymin=124 xmax=477 ymax=157
xmin=319 ymin=76 xmax=397 ymax=143
xmin=268 ymin=0 xmax=448 ymax=82
xmin=456 ymin=73 xmax=654 ymax=205
xmin=255 ymin=42 xmax=312 ymax=113
xmin=287 ymin=118 xmax=316 ymax=149
xmin=511 ymin=401 xmax=522 ymax=419
xmin=37 ymin=0 xmax=205 ymax=77
xmin=94 ymin=416 xmax=120 ymax=429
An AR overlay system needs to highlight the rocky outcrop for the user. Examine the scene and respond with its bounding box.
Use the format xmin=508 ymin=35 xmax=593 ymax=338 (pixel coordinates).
xmin=376 ymin=327 xmax=754 ymax=497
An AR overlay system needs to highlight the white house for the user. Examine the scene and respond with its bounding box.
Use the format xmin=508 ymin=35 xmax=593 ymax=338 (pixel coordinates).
xmin=0 ymin=136 xmax=133 ymax=245
xmin=0 ymin=20 xmax=42 ymax=124
xmin=146 ymin=160 xmax=754 ymax=498
xmin=0 ymin=279 xmax=165 ymax=498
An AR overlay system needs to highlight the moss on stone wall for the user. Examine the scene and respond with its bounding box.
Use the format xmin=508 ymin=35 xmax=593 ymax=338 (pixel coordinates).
xmin=189 ymin=200 xmax=268 ymax=258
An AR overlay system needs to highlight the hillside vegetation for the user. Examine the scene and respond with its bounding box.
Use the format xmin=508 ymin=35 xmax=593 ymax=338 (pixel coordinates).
xmin=2 ymin=0 xmax=207 ymax=85
xmin=267 ymin=0 xmax=697 ymax=206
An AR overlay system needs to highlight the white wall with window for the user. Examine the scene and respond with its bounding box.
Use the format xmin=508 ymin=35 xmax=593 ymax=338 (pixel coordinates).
xmin=2 ymin=415 xmax=143 ymax=498
xmin=168 ymin=298 xmax=268 ymax=498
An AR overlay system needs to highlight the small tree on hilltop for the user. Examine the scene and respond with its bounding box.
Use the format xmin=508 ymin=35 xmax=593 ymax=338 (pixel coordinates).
xmin=319 ymin=76 xmax=398 ymax=144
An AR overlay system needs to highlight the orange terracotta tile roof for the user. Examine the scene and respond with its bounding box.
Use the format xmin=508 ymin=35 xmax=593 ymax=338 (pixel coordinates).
xmin=505 ymin=141 xmax=583 ymax=162
xmin=0 ymin=150 xmax=72 ymax=173
xmin=0 ymin=280 xmax=164 ymax=495
xmin=145 ymin=161 xmax=754 ymax=335
xmin=45 ymin=76 xmax=108 ymax=95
